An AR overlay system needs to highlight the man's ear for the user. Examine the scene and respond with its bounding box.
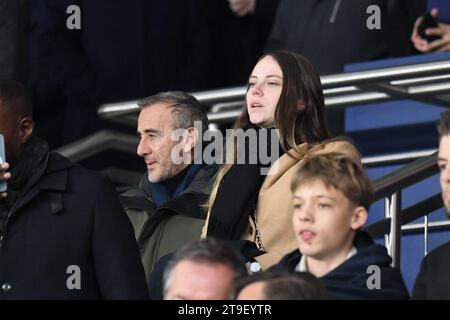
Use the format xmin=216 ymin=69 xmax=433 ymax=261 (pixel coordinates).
xmin=18 ymin=117 xmax=34 ymax=144
xmin=350 ymin=206 xmax=368 ymax=231
xmin=182 ymin=127 xmax=199 ymax=153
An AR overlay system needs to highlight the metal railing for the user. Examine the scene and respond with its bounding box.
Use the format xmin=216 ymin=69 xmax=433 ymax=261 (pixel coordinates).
xmin=363 ymin=151 xmax=447 ymax=267
xmin=97 ymin=59 xmax=450 ymax=127
xmin=55 ymin=129 xmax=436 ymax=168
xmin=54 ymin=129 xmax=447 ymax=267
xmin=55 ymin=130 xmax=138 ymax=163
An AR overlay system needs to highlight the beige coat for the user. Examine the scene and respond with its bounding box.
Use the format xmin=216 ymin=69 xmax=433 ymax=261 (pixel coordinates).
xmin=203 ymin=140 xmax=361 ymax=270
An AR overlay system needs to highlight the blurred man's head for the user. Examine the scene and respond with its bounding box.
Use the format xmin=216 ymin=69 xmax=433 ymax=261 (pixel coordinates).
xmin=0 ymin=80 xmax=34 ymax=165
xmin=136 ymin=91 xmax=207 ymax=183
xmin=438 ymin=111 xmax=450 ymax=215
xmin=234 ymin=271 xmax=327 ymax=300
xmin=163 ymin=239 xmax=247 ymax=300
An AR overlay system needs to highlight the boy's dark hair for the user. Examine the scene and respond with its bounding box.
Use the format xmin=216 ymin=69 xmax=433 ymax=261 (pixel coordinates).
xmin=291 ymin=152 xmax=374 ymax=210
xmin=438 ymin=111 xmax=450 ymax=140
xmin=233 ymin=270 xmax=327 ymax=300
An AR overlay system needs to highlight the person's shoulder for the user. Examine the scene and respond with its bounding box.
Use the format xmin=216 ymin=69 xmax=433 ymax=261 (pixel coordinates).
xmin=425 ymin=241 xmax=450 ymax=264
xmin=47 ymin=152 xmax=110 ymax=186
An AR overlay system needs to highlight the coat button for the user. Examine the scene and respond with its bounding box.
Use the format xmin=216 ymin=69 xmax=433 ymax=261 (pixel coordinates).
xmin=1 ymin=283 xmax=12 ymax=293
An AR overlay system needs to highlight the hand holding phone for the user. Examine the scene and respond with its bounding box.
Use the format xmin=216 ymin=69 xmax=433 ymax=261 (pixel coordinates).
xmin=418 ymin=12 xmax=441 ymax=42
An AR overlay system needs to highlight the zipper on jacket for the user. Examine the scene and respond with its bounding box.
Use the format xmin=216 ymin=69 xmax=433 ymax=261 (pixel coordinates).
xmin=329 ymin=0 xmax=342 ymax=23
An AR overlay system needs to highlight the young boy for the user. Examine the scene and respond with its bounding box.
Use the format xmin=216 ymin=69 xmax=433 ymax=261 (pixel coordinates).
xmin=270 ymin=152 xmax=409 ymax=299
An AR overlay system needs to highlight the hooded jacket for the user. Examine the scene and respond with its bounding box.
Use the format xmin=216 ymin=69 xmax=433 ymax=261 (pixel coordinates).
xmin=271 ymin=231 xmax=410 ymax=299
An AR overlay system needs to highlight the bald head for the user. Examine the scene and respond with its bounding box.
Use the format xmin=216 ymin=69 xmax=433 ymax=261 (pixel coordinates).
xmin=0 ymin=80 xmax=34 ymax=164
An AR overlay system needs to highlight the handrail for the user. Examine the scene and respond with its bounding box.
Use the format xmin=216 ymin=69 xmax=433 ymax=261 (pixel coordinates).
xmin=372 ymin=151 xmax=439 ymax=201
xmin=320 ymin=60 xmax=450 ymax=87
xmin=98 ymin=59 xmax=450 ymax=126
xmin=362 ymin=149 xmax=436 ymax=166
xmin=55 ymin=129 xmax=446 ymax=266
xmin=54 ymin=128 xmax=437 ymax=170
xmin=55 ymin=130 xmax=138 ymax=163
xmin=365 ymin=193 xmax=443 ymax=238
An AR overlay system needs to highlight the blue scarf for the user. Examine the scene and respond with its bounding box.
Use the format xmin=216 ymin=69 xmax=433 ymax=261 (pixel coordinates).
xmin=145 ymin=163 xmax=205 ymax=207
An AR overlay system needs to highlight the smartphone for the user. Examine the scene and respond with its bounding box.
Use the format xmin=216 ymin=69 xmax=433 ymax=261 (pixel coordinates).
xmin=0 ymin=133 xmax=7 ymax=192
xmin=418 ymin=12 xmax=441 ymax=42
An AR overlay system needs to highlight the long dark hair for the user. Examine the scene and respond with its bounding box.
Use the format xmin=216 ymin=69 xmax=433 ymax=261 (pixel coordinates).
xmin=205 ymin=51 xmax=332 ymax=214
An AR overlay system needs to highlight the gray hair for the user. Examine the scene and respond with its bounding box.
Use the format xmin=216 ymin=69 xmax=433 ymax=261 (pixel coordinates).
xmin=137 ymin=91 xmax=208 ymax=135
xmin=162 ymin=238 xmax=248 ymax=296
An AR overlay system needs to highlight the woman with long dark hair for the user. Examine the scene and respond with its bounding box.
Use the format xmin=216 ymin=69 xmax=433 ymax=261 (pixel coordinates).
xmin=202 ymin=51 xmax=361 ymax=270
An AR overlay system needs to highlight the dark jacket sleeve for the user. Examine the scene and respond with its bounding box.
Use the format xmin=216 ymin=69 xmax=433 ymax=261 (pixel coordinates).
xmin=29 ymin=0 xmax=96 ymax=105
xmin=92 ymin=176 xmax=149 ymax=299
xmin=412 ymin=255 xmax=427 ymax=299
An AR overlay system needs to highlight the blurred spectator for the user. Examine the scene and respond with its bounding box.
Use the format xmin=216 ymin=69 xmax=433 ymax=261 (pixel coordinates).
xmin=267 ymin=0 xmax=423 ymax=75
xmin=234 ymin=271 xmax=327 ymax=300
xmin=162 ymin=239 xmax=248 ymax=300
xmin=28 ymin=0 xmax=210 ymax=146
xmin=266 ymin=0 xmax=424 ymax=135
xmin=412 ymin=0 xmax=450 ymax=53
xmin=0 ymin=0 xmax=29 ymax=81
xmin=412 ymin=111 xmax=450 ymax=299
xmin=206 ymin=0 xmax=279 ymax=88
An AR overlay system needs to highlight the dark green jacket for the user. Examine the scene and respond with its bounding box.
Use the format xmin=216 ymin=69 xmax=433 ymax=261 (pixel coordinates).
xmin=120 ymin=165 xmax=217 ymax=279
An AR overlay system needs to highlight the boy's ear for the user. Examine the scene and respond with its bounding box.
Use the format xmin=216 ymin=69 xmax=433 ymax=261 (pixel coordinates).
xmin=350 ymin=207 xmax=368 ymax=231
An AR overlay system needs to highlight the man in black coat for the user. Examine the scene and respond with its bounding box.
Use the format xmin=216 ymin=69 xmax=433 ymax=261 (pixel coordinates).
xmin=0 ymin=80 xmax=149 ymax=299
xmin=412 ymin=111 xmax=450 ymax=299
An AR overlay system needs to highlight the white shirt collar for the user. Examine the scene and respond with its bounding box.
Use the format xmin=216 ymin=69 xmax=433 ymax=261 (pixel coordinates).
xmin=295 ymin=246 xmax=357 ymax=273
